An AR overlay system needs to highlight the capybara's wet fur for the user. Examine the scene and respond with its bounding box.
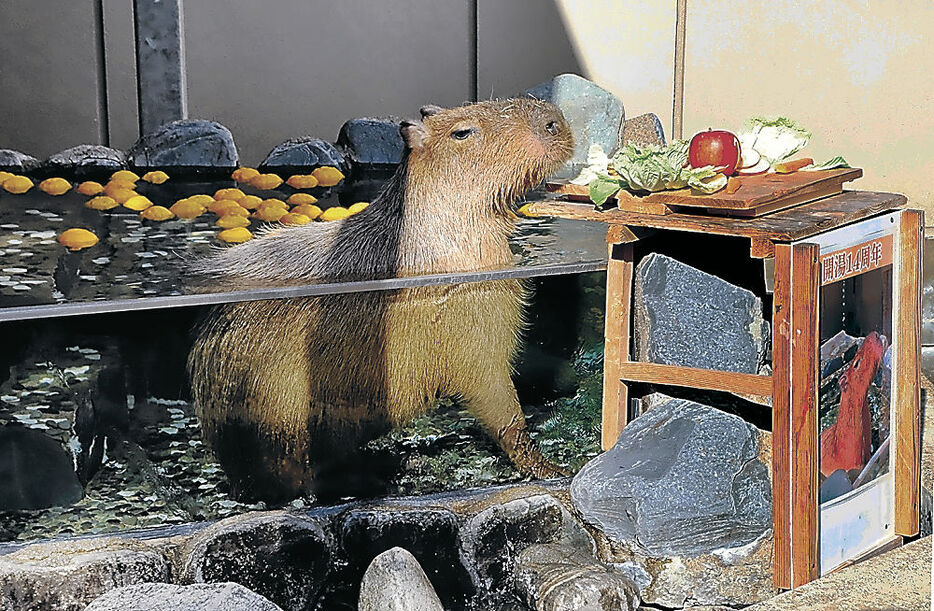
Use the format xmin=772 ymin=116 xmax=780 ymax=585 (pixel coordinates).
xmin=188 ymin=98 xmax=574 ymax=502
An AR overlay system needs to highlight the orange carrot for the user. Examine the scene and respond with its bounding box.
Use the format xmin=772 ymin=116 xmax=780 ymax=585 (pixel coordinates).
xmin=774 ymin=157 xmax=814 ymax=173
xmin=725 ymin=177 xmax=742 ymax=194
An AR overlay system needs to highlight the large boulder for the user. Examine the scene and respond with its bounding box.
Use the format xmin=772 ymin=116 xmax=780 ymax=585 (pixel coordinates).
xmin=180 ymin=512 xmax=331 ymax=611
xmin=0 ymin=149 xmax=40 ymax=173
xmin=0 ymin=426 xmax=84 ymax=511
xmin=259 ymin=137 xmax=346 ymax=174
xmin=358 ymin=547 xmax=444 ymax=611
xmin=336 ymin=117 xmax=405 ymax=169
xmin=513 ymin=542 xmax=640 ymax=611
xmin=128 ymin=119 xmax=238 ymax=174
xmin=85 ymin=582 xmax=283 ymax=611
xmin=523 ymin=73 xmax=625 ymax=178
xmin=633 ymin=253 xmax=770 ymax=374
xmin=42 ymin=145 xmax=126 ymax=178
xmin=0 ymin=537 xmax=171 ymax=611
xmin=571 ymin=395 xmax=775 ymax=607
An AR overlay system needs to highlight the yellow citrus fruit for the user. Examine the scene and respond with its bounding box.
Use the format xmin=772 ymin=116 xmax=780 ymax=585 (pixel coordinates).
xmin=77 ymin=181 xmax=104 ymax=196
xmin=123 ymin=195 xmax=154 ymax=211
xmin=311 ymin=166 xmax=344 ymax=187
xmin=110 ymin=170 xmax=139 ymax=183
xmin=286 ymin=174 xmax=318 ymax=189
xmin=231 ymin=167 xmax=260 ymax=183
xmin=319 ymin=206 xmax=351 ymax=221
xmin=260 ymin=198 xmax=287 ymax=210
xmin=280 ymin=212 xmax=311 ymax=226
xmin=239 ymin=195 xmax=263 ymax=209
xmin=214 ymin=187 xmax=246 ymax=202
xmin=215 ymin=214 xmax=251 ymax=228
xmin=85 ymin=196 xmax=119 ymax=210
xmin=251 ymin=206 xmax=287 ymax=222
xmin=0 ymin=171 xmax=15 ymax=185
xmin=140 ymin=205 xmax=174 ymax=221
xmin=38 ymin=177 xmax=71 ymax=195
xmin=287 ymin=193 xmax=318 ymax=205
xmin=208 ymin=199 xmax=246 ymax=214
xmin=348 ymin=202 xmax=369 ymax=214
xmin=290 ymin=204 xmax=322 ymax=219
xmin=249 ymin=173 xmax=283 ymax=190
xmin=104 ymin=186 xmax=137 ymax=203
xmin=3 ymin=176 xmax=33 ymax=194
xmin=217 ymin=227 xmax=253 ymax=243
xmin=170 ymin=198 xmax=206 ymax=219
xmin=186 ymin=194 xmax=215 ymax=206
xmin=142 ymin=170 xmax=169 ymax=184
xmin=57 ymin=228 xmax=99 ymax=250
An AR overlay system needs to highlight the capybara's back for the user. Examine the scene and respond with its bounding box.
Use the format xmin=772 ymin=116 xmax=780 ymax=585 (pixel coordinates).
xmin=189 ymin=98 xmax=574 ymax=501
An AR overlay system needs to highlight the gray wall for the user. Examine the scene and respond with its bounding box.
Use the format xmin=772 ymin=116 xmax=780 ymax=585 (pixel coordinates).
xmin=0 ymin=1 xmax=581 ymax=165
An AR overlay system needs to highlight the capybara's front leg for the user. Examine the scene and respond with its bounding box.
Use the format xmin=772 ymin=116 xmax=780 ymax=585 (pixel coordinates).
xmin=462 ymin=379 xmax=568 ymax=479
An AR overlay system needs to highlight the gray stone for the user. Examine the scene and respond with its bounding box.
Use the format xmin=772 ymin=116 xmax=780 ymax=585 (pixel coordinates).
xmin=259 ymin=137 xmax=347 ymax=173
xmin=85 ymin=582 xmax=283 ymax=611
xmin=513 ymin=543 xmax=640 ymax=611
xmin=43 ymin=145 xmax=127 ymax=178
xmin=128 ymin=119 xmax=238 ymax=173
xmin=0 ymin=149 xmax=39 ymax=173
xmin=336 ymin=117 xmax=405 ymax=168
xmin=358 ymin=547 xmax=444 ymax=611
xmin=459 ymin=494 xmax=565 ymax=603
xmin=633 ymin=253 xmax=769 ymax=374
xmin=181 ymin=512 xmax=330 ymax=611
xmin=571 ymin=395 xmax=771 ymax=557
xmin=621 ymin=113 xmax=666 ymax=147
xmin=0 ymin=537 xmax=171 ymax=611
xmin=523 ymin=73 xmax=624 ymax=178
xmin=0 ymin=426 xmax=84 ymax=511
xmin=134 ymin=0 xmax=186 ymax=136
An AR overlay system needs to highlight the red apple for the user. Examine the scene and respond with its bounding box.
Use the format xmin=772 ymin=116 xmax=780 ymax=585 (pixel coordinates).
xmin=688 ymin=129 xmax=742 ymax=175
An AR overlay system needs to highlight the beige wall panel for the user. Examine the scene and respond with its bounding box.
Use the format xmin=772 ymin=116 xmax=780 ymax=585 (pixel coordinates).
xmin=0 ymin=0 xmax=103 ymax=158
xmin=683 ymin=1 xmax=934 ymax=220
xmin=554 ymin=0 xmax=678 ymax=137
xmin=103 ymin=0 xmax=140 ymax=151
xmin=184 ymin=0 xmax=473 ymax=166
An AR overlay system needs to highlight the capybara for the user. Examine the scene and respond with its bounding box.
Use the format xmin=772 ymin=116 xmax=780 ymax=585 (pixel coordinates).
xmin=188 ymin=98 xmax=574 ymax=501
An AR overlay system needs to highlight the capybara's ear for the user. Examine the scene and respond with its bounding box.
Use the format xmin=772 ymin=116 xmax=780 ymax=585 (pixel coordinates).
xmin=400 ymin=119 xmax=429 ymax=149
xmin=419 ymin=104 xmax=444 ymax=118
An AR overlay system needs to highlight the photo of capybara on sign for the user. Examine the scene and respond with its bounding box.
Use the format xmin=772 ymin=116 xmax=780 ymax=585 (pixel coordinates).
xmin=188 ymin=98 xmax=574 ymax=502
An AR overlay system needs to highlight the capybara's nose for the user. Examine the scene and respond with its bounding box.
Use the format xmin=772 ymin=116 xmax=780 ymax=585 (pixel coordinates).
xmin=545 ymin=120 xmax=560 ymax=136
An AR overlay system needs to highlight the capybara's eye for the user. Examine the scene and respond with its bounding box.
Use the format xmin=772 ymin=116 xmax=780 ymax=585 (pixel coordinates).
xmin=545 ymin=121 xmax=560 ymax=135
xmin=451 ymin=128 xmax=475 ymax=140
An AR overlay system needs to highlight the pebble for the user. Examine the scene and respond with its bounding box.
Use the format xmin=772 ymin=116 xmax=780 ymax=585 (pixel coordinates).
xmin=12 ymin=284 xmax=30 ymax=291
xmin=0 ymin=224 xmax=18 ymax=229
xmin=92 ymin=257 xmax=111 ymax=264
xmin=3 ymin=267 xmax=27 ymax=273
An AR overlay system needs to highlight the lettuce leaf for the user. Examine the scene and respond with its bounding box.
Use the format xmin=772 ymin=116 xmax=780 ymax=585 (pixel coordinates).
xmin=743 ymin=117 xmax=811 ymax=166
xmin=588 ymin=174 xmax=622 ymax=207
xmin=802 ymin=156 xmax=851 ymax=171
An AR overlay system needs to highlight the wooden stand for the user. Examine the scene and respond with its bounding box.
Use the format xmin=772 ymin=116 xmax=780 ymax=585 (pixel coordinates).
xmin=526 ymin=190 xmax=923 ymax=589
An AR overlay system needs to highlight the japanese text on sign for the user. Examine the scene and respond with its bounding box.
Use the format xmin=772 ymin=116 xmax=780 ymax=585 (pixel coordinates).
xmin=820 ymin=234 xmax=893 ymax=285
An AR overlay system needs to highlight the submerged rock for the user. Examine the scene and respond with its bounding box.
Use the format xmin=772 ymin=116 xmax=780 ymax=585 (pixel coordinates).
xmin=85 ymin=582 xmax=283 ymax=611
xmin=571 ymin=394 xmax=775 ymax=607
xmin=336 ymin=117 xmax=405 ymax=168
xmin=259 ymin=137 xmax=346 ymax=174
xmin=513 ymin=542 xmax=640 ymax=611
xmin=0 ymin=537 xmax=171 ymax=611
xmin=0 ymin=426 xmax=84 ymax=511
xmin=0 ymin=149 xmax=40 ymax=173
xmin=43 ymin=145 xmax=127 ymax=178
xmin=358 ymin=547 xmax=444 ymax=611
xmin=128 ymin=119 xmax=238 ymax=174
xmin=523 ymin=73 xmax=625 ymax=177
xmin=181 ymin=512 xmax=331 ymax=611
xmin=633 ymin=253 xmax=769 ymax=374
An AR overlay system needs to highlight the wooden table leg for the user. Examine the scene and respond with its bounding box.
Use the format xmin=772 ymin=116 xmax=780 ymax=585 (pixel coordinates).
xmin=894 ymin=209 xmax=923 ymax=536
xmin=771 ymin=243 xmax=792 ymax=589
xmin=602 ymin=241 xmax=634 ymax=450
xmin=789 ymin=242 xmax=821 ymax=587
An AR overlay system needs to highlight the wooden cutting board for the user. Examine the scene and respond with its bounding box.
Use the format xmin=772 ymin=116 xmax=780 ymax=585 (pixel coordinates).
xmin=547 ymin=167 xmax=863 ymax=217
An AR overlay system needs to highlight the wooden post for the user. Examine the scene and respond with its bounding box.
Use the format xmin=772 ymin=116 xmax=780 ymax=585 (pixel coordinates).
xmin=894 ymin=209 xmax=923 ymax=536
xmin=602 ymin=241 xmax=634 ymax=450
xmin=771 ymin=243 xmax=792 ymax=588
xmin=789 ymin=242 xmax=821 ymax=587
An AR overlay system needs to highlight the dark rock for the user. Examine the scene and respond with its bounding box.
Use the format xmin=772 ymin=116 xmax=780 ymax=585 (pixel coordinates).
xmin=572 ymin=395 xmax=771 ymax=556
xmin=181 ymin=512 xmax=331 ymax=611
xmin=621 ymin=113 xmax=666 ymax=147
xmin=336 ymin=117 xmax=405 ymax=168
xmin=259 ymin=137 xmax=347 ymax=174
xmin=523 ymin=73 xmax=625 ymax=178
xmin=459 ymin=494 xmax=565 ymax=603
xmin=85 ymin=582 xmax=283 ymax=611
xmin=128 ymin=119 xmax=238 ymax=174
xmin=513 ymin=543 xmax=640 ymax=611
xmin=42 ymin=145 xmax=126 ymax=178
xmin=358 ymin=547 xmax=444 ymax=611
xmin=0 ymin=537 xmax=171 ymax=611
xmin=340 ymin=507 xmax=473 ymax=609
xmin=0 ymin=149 xmax=40 ymax=173
xmin=633 ymin=253 xmax=769 ymax=374
xmin=0 ymin=426 xmax=84 ymax=511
